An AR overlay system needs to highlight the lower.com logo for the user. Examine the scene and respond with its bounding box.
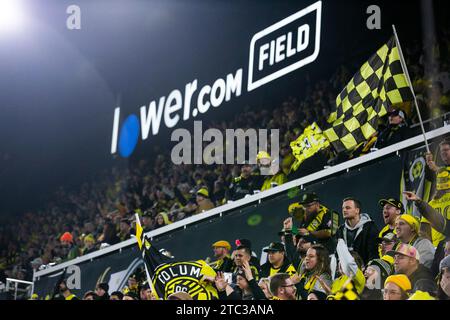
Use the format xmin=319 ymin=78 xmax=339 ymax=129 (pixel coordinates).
xmin=110 ymin=69 xmax=243 ymax=158
xmin=110 ymin=1 xmax=321 ymax=160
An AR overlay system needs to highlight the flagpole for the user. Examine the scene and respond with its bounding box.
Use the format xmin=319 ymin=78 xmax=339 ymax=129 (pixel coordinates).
xmin=135 ymin=213 xmax=157 ymax=299
xmin=392 ymin=25 xmax=430 ymax=153
xmin=142 ymin=251 xmax=157 ymax=298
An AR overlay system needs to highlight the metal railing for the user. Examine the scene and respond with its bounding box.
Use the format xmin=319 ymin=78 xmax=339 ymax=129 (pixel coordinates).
xmin=5 ymin=278 xmax=34 ymax=300
xmin=410 ymin=111 xmax=450 ymax=128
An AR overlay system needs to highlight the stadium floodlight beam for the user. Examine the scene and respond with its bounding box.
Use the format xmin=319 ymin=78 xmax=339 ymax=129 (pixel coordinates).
xmin=0 ymin=0 xmax=25 ymax=35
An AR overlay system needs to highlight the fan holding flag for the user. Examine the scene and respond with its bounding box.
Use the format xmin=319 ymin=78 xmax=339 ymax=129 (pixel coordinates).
xmin=134 ymin=213 xmax=219 ymax=300
xmin=323 ymin=28 xmax=417 ymax=155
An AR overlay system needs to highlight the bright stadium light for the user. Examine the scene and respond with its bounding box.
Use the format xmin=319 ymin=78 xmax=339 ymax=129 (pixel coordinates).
xmin=0 ymin=0 xmax=25 ymax=34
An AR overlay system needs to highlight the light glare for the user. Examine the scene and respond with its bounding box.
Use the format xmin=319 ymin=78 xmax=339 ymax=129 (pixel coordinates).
xmin=0 ymin=0 xmax=25 ymax=34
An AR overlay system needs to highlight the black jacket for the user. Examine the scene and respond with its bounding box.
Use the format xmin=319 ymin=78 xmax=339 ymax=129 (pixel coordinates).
xmin=226 ymin=174 xmax=263 ymax=201
xmin=431 ymin=240 xmax=447 ymax=278
xmin=210 ymin=256 xmax=234 ymax=273
xmin=375 ymin=123 xmax=411 ymax=149
xmin=335 ymin=214 xmax=379 ymax=265
xmin=284 ymin=233 xmax=302 ymax=270
xmin=409 ymin=264 xmax=434 ymax=289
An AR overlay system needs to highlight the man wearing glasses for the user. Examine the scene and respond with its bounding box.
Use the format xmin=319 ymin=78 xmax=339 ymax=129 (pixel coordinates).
xmin=269 ymin=273 xmax=297 ymax=300
xmin=388 ymin=243 xmax=434 ymax=289
xmin=379 ymin=232 xmax=398 ymax=257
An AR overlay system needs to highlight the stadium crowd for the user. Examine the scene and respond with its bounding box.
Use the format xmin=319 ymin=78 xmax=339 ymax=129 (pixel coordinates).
xmin=1 ymin=32 xmax=450 ymax=302
xmin=44 ymin=144 xmax=450 ymax=300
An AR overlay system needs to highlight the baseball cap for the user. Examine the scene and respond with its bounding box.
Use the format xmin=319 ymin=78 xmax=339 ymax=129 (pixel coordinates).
xmin=197 ymin=188 xmax=209 ymax=198
xmin=378 ymin=198 xmax=404 ymax=213
xmin=263 ymin=242 xmax=285 ymax=253
xmin=212 ymin=240 xmax=231 ymax=251
xmin=378 ymin=232 xmax=397 ymax=244
xmin=142 ymin=210 xmax=152 ymax=218
xmin=387 ymin=243 xmax=420 ymax=261
xmin=388 ymin=109 xmax=405 ymax=119
xmin=381 ymin=232 xmax=397 ymax=242
xmin=298 ymin=192 xmax=319 ymax=205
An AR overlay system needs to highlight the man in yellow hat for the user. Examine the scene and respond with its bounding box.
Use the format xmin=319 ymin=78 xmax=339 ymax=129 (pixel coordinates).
xmin=383 ymin=274 xmax=411 ymax=300
xmin=82 ymin=234 xmax=97 ymax=255
xmin=209 ymin=240 xmax=233 ymax=273
xmin=395 ymin=214 xmax=435 ymax=269
xmin=195 ymin=187 xmax=215 ymax=214
xmin=256 ymin=151 xmax=287 ymax=191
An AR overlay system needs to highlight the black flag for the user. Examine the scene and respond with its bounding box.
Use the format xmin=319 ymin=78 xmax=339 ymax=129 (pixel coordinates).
xmin=140 ymin=237 xmax=219 ymax=300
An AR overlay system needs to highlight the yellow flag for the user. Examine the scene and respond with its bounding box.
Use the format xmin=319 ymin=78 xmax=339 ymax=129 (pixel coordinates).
xmin=135 ymin=213 xmax=143 ymax=250
xmin=290 ymin=122 xmax=330 ymax=171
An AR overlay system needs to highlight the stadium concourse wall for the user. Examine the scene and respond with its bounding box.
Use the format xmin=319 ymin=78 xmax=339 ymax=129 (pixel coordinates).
xmin=32 ymin=124 xmax=450 ymax=297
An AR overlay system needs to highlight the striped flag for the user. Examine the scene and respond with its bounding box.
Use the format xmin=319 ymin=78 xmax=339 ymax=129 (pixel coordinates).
xmin=324 ymin=36 xmax=414 ymax=153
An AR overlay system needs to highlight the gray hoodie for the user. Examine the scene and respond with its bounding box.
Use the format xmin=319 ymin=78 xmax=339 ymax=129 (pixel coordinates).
xmin=343 ymin=213 xmax=372 ymax=250
xmin=411 ymin=237 xmax=435 ymax=269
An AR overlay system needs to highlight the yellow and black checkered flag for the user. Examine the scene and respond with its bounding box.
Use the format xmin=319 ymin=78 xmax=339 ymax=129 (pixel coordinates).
xmin=324 ymin=36 xmax=414 ymax=153
xmin=327 ymin=279 xmax=359 ymax=300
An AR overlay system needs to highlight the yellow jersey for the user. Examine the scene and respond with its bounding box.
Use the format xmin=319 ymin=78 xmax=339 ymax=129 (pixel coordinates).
xmin=421 ymin=192 xmax=450 ymax=246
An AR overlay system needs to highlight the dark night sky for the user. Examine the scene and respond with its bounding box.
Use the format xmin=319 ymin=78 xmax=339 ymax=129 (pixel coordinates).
xmin=0 ymin=0 xmax=447 ymax=216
